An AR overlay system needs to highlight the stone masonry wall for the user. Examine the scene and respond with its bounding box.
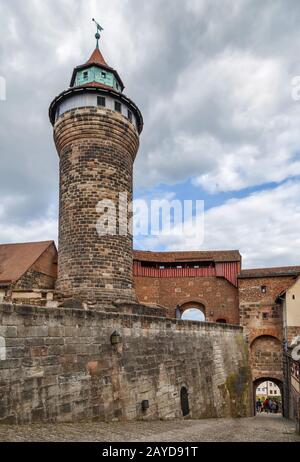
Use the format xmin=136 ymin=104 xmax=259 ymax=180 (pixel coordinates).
xmin=239 ymin=275 xmax=297 ymax=400
xmin=134 ymin=276 xmax=239 ymax=324
xmin=54 ymin=107 xmax=139 ymax=304
xmin=13 ymin=269 xmax=55 ymax=291
xmin=238 ymin=276 xmax=296 ymax=345
xmin=0 ymin=303 xmax=250 ymax=423
xmin=250 ymin=335 xmax=283 ymax=382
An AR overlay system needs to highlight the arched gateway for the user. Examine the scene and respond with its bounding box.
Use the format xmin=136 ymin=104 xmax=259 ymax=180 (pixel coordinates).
xmin=179 ymin=301 xmax=206 ymax=322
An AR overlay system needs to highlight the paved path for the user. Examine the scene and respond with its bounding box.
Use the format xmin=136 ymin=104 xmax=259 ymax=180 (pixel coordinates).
xmin=0 ymin=414 xmax=299 ymax=442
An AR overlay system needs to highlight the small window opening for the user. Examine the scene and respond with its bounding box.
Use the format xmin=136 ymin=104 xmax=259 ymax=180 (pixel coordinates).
xmin=127 ymin=110 xmax=133 ymax=122
xmin=97 ymin=96 xmax=106 ymax=107
xmin=115 ymin=101 xmax=122 ymax=113
xmin=261 ymin=286 xmax=267 ymax=294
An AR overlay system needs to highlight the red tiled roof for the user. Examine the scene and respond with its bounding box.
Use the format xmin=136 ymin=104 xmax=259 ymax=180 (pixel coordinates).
xmin=0 ymin=241 xmax=55 ymax=285
xmin=85 ymin=48 xmax=108 ymax=67
xmin=133 ymin=250 xmax=241 ymax=263
xmin=78 ymin=81 xmax=114 ymax=91
xmin=239 ymin=266 xmax=300 ymax=279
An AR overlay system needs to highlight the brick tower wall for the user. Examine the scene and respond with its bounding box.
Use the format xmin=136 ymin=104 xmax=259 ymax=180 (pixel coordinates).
xmin=53 ymin=107 xmax=139 ymax=304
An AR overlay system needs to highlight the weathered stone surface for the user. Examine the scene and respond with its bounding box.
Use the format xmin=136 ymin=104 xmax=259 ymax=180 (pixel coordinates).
xmin=0 ymin=303 xmax=251 ymax=424
xmin=0 ymin=414 xmax=298 ymax=442
xmin=54 ymin=108 xmax=140 ymax=305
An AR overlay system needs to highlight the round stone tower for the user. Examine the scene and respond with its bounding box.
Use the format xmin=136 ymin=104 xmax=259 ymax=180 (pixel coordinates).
xmin=49 ymin=35 xmax=143 ymax=305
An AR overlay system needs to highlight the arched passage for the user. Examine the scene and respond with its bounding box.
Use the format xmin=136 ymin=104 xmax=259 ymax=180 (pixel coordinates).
xmin=253 ymin=377 xmax=283 ymax=416
xmin=179 ymin=301 xmax=206 ymax=322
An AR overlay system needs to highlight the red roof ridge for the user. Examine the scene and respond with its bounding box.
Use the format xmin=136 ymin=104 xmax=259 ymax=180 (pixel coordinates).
xmin=86 ymin=47 xmax=108 ymax=67
xmin=133 ymin=249 xmax=241 ymax=263
xmin=240 ymin=265 xmax=300 ymax=273
xmin=78 ymin=81 xmax=113 ymax=91
xmin=0 ymin=240 xmax=54 ymax=247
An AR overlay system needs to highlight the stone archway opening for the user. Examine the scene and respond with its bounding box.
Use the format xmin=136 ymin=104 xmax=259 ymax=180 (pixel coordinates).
xmin=253 ymin=377 xmax=283 ymax=416
xmin=180 ymin=302 xmax=206 ymax=322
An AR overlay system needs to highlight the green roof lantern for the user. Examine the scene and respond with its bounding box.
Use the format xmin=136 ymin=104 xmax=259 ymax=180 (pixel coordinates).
xmin=70 ymin=19 xmax=124 ymax=92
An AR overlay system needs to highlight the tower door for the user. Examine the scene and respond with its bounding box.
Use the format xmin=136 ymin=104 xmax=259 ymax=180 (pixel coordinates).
xmin=180 ymin=387 xmax=190 ymax=417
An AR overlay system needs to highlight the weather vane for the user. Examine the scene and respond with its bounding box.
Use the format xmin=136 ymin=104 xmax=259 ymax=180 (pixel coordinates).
xmin=92 ymin=18 xmax=104 ymax=49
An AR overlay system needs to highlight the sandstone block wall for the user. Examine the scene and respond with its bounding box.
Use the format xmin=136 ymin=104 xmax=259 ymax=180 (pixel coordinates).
xmin=13 ymin=269 xmax=55 ymax=291
xmin=0 ymin=303 xmax=250 ymax=423
xmin=238 ymin=276 xmax=296 ymax=355
xmin=250 ymin=335 xmax=283 ymax=382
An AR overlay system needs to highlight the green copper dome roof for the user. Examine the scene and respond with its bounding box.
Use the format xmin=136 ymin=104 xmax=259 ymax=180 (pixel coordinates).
xmin=70 ymin=47 xmax=124 ymax=92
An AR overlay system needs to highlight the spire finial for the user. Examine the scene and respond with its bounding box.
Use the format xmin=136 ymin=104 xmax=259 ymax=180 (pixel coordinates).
xmin=92 ymin=18 xmax=104 ymax=49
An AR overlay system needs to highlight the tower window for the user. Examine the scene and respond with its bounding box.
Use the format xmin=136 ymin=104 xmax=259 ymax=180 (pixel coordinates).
xmin=127 ymin=110 xmax=133 ymax=122
xmin=97 ymin=96 xmax=106 ymax=107
xmin=262 ymin=313 xmax=269 ymax=320
xmin=261 ymin=285 xmax=267 ymax=294
xmin=101 ymin=71 xmax=106 ymax=78
xmin=292 ymin=294 xmax=295 ymax=300
xmin=83 ymin=71 xmax=88 ymax=80
xmin=115 ymin=101 xmax=122 ymax=113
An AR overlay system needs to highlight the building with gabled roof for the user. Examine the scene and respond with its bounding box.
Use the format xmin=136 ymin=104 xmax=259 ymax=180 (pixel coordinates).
xmin=0 ymin=241 xmax=57 ymax=304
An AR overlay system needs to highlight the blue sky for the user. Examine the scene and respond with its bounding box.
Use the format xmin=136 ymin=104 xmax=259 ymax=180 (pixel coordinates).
xmin=0 ymin=0 xmax=300 ymax=269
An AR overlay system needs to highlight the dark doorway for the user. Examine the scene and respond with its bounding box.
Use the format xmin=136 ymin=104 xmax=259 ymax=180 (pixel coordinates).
xmin=180 ymin=387 xmax=190 ymax=417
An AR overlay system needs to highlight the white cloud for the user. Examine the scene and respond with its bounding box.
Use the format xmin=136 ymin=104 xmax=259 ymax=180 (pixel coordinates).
xmin=0 ymin=198 xmax=57 ymax=244
xmin=140 ymin=180 xmax=300 ymax=268
xmin=136 ymin=48 xmax=300 ymax=192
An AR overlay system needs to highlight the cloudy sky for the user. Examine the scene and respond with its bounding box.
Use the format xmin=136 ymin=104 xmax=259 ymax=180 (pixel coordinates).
xmin=0 ymin=0 xmax=300 ymax=268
